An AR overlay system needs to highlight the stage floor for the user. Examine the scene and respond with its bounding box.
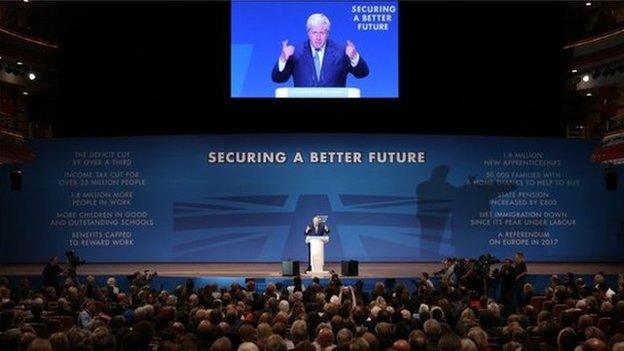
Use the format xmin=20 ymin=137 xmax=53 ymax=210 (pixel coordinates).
xmin=1 ymin=262 xmax=622 ymax=278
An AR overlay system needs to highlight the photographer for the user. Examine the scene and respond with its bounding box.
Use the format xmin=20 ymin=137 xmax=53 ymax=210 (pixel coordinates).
xmin=443 ymin=258 xmax=458 ymax=286
xmin=338 ymin=285 xmax=357 ymax=308
xmin=42 ymin=256 xmax=63 ymax=292
xmin=128 ymin=270 xmax=158 ymax=291
xmin=500 ymin=258 xmax=515 ymax=307
xmin=514 ymin=252 xmax=528 ymax=308
xmin=422 ymin=272 xmax=435 ymax=291
xmin=474 ymin=254 xmax=501 ymax=296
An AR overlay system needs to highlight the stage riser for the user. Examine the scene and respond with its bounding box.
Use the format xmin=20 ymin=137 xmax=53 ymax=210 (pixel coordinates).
xmin=5 ymin=274 xmax=618 ymax=296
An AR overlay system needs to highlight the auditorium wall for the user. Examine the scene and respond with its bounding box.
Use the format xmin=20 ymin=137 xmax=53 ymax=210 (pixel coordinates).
xmin=1 ymin=134 xmax=622 ymax=263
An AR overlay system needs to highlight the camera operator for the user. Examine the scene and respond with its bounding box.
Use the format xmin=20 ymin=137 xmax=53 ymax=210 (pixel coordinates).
xmin=128 ymin=269 xmax=158 ymax=292
xmin=326 ymin=271 xmax=343 ymax=298
xmin=459 ymin=259 xmax=478 ymax=293
xmin=514 ymin=252 xmax=528 ymax=308
xmin=500 ymin=258 xmax=515 ymax=307
xmin=42 ymin=256 xmax=63 ymax=293
xmin=443 ymin=258 xmax=458 ymax=286
xmin=65 ymin=250 xmax=86 ymax=285
xmin=473 ymin=254 xmax=501 ymax=296
xmin=422 ymin=272 xmax=435 ymax=291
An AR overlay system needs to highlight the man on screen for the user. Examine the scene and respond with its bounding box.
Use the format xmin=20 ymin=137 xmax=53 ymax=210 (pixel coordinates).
xmin=305 ymin=215 xmax=330 ymax=271
xmin=271 ymin=13 xmax=369 ymax=87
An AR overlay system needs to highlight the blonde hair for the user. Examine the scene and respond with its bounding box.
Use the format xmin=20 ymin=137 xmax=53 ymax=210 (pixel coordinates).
xmin=306 ymin=13 xmax=331 ymax=32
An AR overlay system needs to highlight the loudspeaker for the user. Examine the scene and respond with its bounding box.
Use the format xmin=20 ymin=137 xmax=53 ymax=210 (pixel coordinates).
xmin=606 ymin=168 xmax=617 ymax=191
xmin=282 ymin=260 xmax=300 ymax=276
xmin=10 ymin=169 xmax=22 ymax=191
xmin=341 ymin=260 xmax=359 ymax=276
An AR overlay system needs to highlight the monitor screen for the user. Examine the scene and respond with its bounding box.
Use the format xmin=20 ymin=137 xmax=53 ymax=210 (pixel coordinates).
xmin=231 ymin=1 xmax=399 ymax=98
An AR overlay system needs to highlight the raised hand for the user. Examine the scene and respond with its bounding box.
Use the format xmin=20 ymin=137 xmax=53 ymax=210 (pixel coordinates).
xmin=280 ymin=40 xmax=295 ymax=62
xmin=345 ymin=40 xmax=358 ymax=60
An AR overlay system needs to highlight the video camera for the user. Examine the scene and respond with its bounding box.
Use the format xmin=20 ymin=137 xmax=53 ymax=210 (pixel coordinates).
xmin=65 ymin=250 xmax=86 ymax=268
xmin=127 ymin=269 xmax=158 ymax=290
xmin=432 ymin=257 xmax=456 ymax=277
xmin=475 ymin=253 xmax=500 ymax=275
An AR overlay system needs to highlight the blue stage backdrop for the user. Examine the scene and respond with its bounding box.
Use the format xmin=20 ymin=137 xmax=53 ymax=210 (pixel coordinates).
xmin=231 ymin=1 xmax=399 ymax=98
xmin=1 ymin=134 xmax=623 ymax=263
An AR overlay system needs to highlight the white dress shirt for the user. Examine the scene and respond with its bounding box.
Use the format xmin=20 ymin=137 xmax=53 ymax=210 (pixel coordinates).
xmin=278 ymin=43 xmax=360 ymax=72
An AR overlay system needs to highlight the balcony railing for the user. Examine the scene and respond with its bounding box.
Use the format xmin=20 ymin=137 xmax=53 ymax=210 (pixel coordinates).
xmin=0 ymin=110 xmax=19 ymax=131
xmin=0 ymin=111 xmax=52 ymax=139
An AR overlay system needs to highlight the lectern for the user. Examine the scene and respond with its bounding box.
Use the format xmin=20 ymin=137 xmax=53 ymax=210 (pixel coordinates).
xmin=305 ymin=235 xmax=329 ymax=274
xmin=275 ymin=87 xmax=361 ymax=98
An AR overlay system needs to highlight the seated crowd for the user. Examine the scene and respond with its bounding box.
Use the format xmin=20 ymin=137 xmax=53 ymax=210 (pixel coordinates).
xmin=1 ymin=254 xmax=624 ymax=351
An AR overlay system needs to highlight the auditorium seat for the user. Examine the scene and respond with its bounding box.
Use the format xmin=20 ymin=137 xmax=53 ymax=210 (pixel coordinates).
xmin=530 ymin=296 xmax=547 ymax=310
xmin=553 ymin=304 xmax=567 ymax=318
xmin=48 ymin=318 xmax=63 ymax=334
xmin=49 ymin=315 xmax=75 ymax=330
xmin=47 ymin=301 xmax=58 ymax=312
xmin=597 ymin=317 xmax=612 ymax=333
xmin=541 ymin=300 xmax=554 ymax=312
xmin=92 ymin=300 xmax=105 ymax=313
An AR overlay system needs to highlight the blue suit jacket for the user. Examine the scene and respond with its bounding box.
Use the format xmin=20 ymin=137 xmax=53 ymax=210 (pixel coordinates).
xmin=305 ymin=223 xmax=330 ymax=236
xmin=272 ymin=39 xmax=369 ymax=87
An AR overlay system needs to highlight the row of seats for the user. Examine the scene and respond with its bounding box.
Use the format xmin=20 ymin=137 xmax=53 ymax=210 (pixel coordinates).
xmin=22 ymin=315 xmax=74 ymax=338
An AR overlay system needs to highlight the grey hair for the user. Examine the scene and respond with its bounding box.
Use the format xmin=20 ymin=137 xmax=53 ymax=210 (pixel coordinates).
xmin=239 ymin=342 xmax=260 ymax=351
xmin=306 ymin=13 xmax=331 ymax=32
xmin=612 ymin=342 xmax=624 ymax=351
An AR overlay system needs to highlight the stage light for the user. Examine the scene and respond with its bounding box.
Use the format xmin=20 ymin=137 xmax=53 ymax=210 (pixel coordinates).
xmin=16 ymin=61 xmax=23 ymax=65
xmin=586 ymin=92 xmax=592 ymax=97
xmin=22 ymin=91 xmax=28 ymax=96
xmin=585 ymin=2 xmax=592 ymax=6
xmin=28 ymin=72 xmax=36 ymax=80
xmin=582 ymin=75 xmax=589 ymax=82
xmin=571 ymin=69 xmax=578 ymax=73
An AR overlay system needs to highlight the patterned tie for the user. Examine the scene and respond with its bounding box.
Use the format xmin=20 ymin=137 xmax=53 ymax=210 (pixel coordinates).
xmin=313 ymin=48 xmax=321 ymax=81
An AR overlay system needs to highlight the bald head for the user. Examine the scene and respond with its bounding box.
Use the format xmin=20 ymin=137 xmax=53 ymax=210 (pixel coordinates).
xmin=583 ymin=338 xmax=607 ymax=351
xmin=393 ymin=339 xmax=410 ymax=351
xmin=198 ymin=320 xmax=213 ymax=333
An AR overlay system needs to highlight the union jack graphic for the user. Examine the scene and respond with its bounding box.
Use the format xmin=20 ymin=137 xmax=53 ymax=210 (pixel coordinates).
xmin=172 ymin=194 xmax=455 ymax=262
